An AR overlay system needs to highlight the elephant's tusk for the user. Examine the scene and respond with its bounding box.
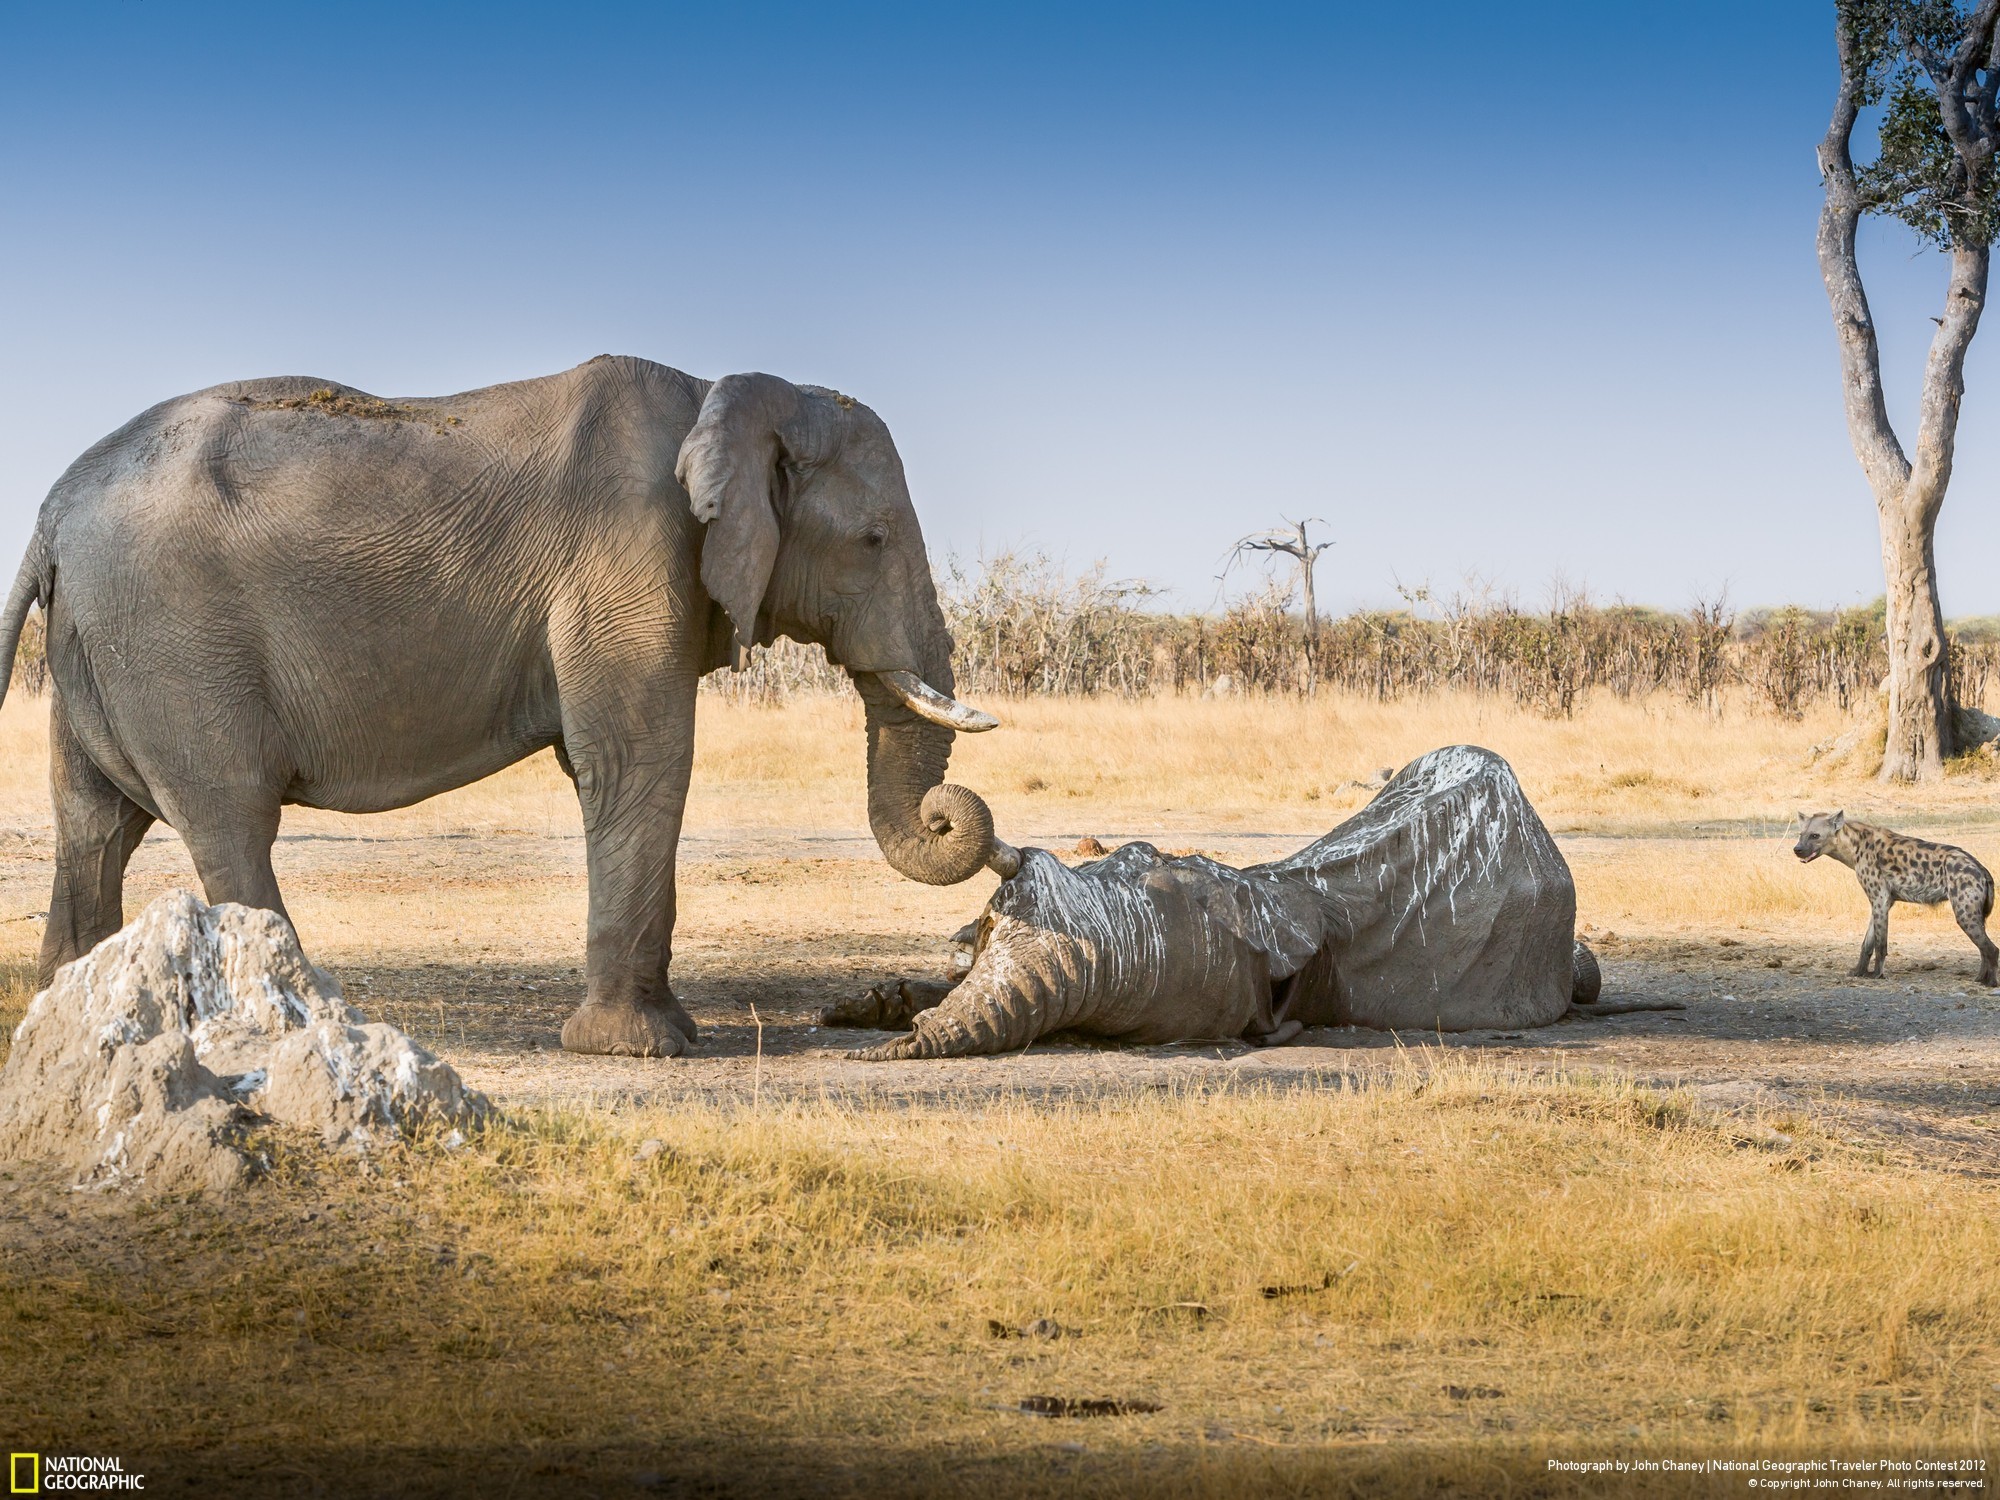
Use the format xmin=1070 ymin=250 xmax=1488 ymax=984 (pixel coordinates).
xmin=876 ymin=671 xmax=1001 ymax=733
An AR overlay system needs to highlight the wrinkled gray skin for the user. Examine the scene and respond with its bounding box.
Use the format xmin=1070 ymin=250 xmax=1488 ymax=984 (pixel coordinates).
xmin=0 ymin=357 xmax=1004 ymax=1057
xmin=838 ymin=746 xmax=1586 ymax=1060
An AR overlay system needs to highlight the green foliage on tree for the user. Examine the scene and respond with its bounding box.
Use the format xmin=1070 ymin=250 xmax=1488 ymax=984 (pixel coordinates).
xmin=1843 ymin=0 xmax=2000 ymax=248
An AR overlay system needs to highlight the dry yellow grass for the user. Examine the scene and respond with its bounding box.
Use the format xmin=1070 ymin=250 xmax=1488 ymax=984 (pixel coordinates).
xmin=675 ymin=688 xmax=1961 ymax=838
xmin=2 ymin=683 xmax=1976 ymax=842
xmin=5 ymin=1055 xmax=1993 ymax=1494
xmin=942 ymin=690 xmax=1860 ymax=834
xmin=3 ymin=689 xmax=1996 ymax=1492
xmin=1572 ymin=837 xmax=2000 ymax=942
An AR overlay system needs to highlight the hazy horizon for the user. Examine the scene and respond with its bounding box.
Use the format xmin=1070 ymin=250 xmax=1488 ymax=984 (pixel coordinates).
xmin=3 ymin=1 xmax=1994 ymax=617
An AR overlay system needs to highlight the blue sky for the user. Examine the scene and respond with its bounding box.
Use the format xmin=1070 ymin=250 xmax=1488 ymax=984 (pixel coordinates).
xmin=0 ymin=1 xmax=1990 ymax=614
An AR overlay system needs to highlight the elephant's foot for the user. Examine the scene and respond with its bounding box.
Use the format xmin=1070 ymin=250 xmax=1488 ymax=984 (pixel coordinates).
xmin=662 ymin=991 xmax=700 ymax=1044
xmin=848 ymin=1033 xmax=926 ymax=1061
xmin=846 ymin=1018 xmax=992 ymax=1062
xmin=561 ymin=1000 xmax=694 ymax=1058
xmin=820 ymin=978 xmax=956 ymax=1031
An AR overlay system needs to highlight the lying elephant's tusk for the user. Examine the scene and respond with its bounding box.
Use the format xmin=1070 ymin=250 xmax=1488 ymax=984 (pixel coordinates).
xmin=876 ymin=671 xmax=1001 ymax=733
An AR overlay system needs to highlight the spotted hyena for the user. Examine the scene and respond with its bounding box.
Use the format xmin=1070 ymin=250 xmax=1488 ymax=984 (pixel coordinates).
xmin=1793 ymin=811 xmax=1998 ymax=986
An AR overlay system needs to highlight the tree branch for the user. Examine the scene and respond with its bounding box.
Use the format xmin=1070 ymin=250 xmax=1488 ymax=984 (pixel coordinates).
xmin=1818 ymin=29 xmax=1912 ymax=501
xmin=1933 ymin=0 xmax=2000 ymax=174
xmin=1949 ymin=0 xmax=2000 ymax=92
xmin=1908 ymin=240 xmax=1992 ymax=516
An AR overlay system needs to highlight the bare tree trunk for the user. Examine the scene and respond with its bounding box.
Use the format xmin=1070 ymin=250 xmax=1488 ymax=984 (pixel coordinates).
xmin=1297 ymin=520 xmax=1318 ymax=695
xmin=1886 ymin=241 xmax=1990 ymax=776
xmin=1879 ymin=514 xmax=1953 ymax=778
xmin=1228 ymin=520 xmax=1330 ymax=699
xmin=1817 ymin=35 xmax=1991 ymax=781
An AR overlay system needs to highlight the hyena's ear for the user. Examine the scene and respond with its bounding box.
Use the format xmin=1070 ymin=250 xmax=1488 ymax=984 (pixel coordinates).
xmin=1830 ymin=810 xmax=1846 ymax=829
xmin=1794 ymin=810 xmax=1808 ymax=825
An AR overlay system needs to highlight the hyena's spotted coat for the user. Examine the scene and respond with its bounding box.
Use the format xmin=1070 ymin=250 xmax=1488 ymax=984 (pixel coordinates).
xmin=1793 ymin=811 xmax=1998 ymax=986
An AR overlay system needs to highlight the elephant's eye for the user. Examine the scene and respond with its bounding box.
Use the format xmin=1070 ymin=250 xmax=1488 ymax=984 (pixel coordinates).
xmin=862 ymin=526 xmax=888 ymax=549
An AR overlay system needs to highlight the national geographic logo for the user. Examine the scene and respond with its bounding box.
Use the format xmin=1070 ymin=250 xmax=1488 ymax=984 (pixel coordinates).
xmin=9 ymin=1454 xmax=145 ymax=1491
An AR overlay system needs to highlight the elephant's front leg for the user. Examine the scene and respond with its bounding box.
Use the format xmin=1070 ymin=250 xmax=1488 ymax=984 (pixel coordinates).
xmin=824 ymin=919 xmax=980 ymax=1029
xmin=850 ymin=956 xmax=1054 ymax=1061
xmin=559 ymin=699 xmax=700 ymax=1059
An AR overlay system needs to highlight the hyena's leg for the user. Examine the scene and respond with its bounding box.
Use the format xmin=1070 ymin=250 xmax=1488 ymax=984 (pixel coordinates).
xmin=1951 ymin=881 xmax=1998 ymax=987
xmin=1854 ymin=883 xmax=1891 ymax=977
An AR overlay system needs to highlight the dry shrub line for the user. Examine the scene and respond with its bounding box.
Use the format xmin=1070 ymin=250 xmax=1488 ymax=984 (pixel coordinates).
xmin=14 ymin=553 xmax=1998 ymax=717
xmin=682 ymin=552 xmax=2000 ymax=719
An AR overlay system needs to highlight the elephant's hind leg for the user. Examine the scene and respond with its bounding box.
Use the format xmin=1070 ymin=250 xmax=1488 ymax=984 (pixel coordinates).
xmin=179 ymin=802 xmax=287 ymax=921
xmin=40 ymin=695 xmax=156 ymax=985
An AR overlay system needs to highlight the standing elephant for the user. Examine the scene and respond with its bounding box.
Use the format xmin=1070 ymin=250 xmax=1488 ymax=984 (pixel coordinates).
xmin=0 ymin=356 xmax=1006 ymax=1056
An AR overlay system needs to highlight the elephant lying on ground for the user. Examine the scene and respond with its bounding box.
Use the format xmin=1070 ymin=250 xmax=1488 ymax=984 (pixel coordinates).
xmin=830 ymin=746 xmax=1602 ymax=1059
xmin=0 ymin=357 xmax=1008 ymax=1058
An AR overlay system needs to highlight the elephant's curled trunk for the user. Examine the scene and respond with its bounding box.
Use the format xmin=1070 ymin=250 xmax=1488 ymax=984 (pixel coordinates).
xmin=857 ymin=672 xmax=1004 ymax=887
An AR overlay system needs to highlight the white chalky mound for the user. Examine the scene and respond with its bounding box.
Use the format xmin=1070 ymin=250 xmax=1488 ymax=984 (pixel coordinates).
xmin=0 ymin=891 xmax=489 ymax=1193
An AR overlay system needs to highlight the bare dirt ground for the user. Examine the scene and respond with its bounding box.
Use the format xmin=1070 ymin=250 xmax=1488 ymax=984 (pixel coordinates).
xmin=4 ymin=810 xmax=1995 ymax=1175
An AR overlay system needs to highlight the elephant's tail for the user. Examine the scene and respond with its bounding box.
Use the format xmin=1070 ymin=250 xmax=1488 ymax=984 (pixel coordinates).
xmin=0 ymin=524 xmax=51 ymax=713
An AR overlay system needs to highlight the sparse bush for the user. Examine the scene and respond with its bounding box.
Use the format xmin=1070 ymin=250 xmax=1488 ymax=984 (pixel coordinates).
xmin=937 ymin=550 xmax=1170 ymax=696
xmin=694 ymin=554 xmax=1998 ymax=719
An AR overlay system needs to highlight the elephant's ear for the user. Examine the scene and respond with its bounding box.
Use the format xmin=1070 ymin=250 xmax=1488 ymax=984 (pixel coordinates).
xmin=676 ymin=373 xmax=836 ymax=649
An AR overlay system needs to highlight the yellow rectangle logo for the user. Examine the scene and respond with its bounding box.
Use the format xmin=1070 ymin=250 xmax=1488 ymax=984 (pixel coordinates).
xmin=8 ymin=1454 xmax=36 ymax=1495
